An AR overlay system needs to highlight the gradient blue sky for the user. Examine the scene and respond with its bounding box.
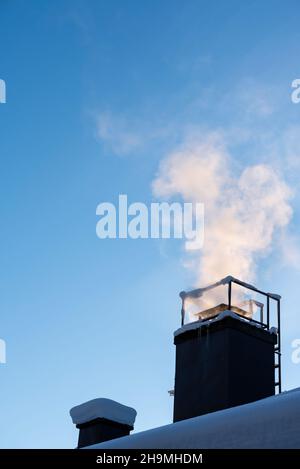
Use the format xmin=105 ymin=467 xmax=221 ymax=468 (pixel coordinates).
xmin=0 ymin=0 xmax=300 ymax=448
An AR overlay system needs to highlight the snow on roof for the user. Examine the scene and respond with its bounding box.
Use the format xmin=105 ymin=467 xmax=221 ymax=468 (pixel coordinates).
xmin=85 ymin=388 xmax=300 ymax=449
xmin=70 ymin=398 xmax=137 ymax=427
xmin=174 ymin=310 xmax=277 ymax=338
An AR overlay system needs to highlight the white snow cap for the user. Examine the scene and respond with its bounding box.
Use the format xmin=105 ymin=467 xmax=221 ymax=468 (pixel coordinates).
xmin=70 ymin=398 xmax=137 ymax=427
xmin=174 ymin=310 xmax=246 ymax=337
xmin=174 ymin=310 xmax=278 ymax=338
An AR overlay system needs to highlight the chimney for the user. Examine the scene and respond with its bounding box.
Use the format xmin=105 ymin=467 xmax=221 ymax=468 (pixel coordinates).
xmin=70 ymin=398 xmax=137 ymax=448
xmin=173 ymin=276 xmax=281 ymax=423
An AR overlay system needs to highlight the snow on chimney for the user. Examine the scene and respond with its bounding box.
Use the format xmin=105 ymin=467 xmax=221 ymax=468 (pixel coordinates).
xmin=70 ymin=398 xmax=137 ymax=448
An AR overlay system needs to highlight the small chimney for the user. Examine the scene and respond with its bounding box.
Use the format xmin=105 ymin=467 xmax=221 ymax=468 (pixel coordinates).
xmin=173 ymin=276 xmax=280 ymax=422
xmin=70 ymin=398 xmax=137 ymax=448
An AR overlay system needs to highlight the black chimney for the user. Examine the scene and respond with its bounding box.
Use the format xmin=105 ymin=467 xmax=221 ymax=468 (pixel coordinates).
xmin=173 ymin=276 xmax=281 ymax=423
xmin=70 ymin=398 xmax=137 ymax=448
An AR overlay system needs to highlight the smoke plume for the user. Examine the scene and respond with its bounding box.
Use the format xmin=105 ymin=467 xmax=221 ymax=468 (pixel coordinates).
xmin=152 ymin=134 xmax=293 ymax=289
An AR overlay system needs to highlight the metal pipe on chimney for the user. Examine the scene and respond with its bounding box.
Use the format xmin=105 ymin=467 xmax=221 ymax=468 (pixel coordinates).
xmin=228 ymin=281 xmax=232 ymax=310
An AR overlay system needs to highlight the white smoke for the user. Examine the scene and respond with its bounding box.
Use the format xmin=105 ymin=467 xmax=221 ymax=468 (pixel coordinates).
xmin=152 ymin=133 xmax=293 ymax=289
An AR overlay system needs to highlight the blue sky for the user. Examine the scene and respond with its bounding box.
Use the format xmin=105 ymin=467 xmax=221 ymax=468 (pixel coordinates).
xmin=0 ymin=0 xmax=300 ymax=448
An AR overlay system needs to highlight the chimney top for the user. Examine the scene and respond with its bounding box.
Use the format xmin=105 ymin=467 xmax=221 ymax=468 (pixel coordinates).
xmin=70 ymin=398 xmax=137 ymax=427
xmin=70 ymin=398 xmax=137 ymax=447
xmin=174 ymin=309 xmax=278 ymax=339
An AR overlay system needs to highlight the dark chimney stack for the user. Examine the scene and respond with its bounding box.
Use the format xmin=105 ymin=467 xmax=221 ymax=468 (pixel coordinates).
xmin=173 ymin=276 xmax=280 ymax=422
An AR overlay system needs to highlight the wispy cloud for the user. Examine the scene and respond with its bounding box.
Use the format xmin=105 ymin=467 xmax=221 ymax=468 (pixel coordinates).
xmin=96 ymin=112 xmax=143 ymax=156
xmin=232 ymin=79 xmax=276 ymax=118
xmin=95 ymin=110 xmax=181 ymax=157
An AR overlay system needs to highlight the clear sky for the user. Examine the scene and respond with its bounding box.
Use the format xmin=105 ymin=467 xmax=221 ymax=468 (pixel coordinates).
xmin=0 ymin=0 xmax=300 ymax=448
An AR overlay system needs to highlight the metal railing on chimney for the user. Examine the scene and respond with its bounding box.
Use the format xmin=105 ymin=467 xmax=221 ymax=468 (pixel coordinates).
xmin=180 ymin=276 xmax=282 ymax=394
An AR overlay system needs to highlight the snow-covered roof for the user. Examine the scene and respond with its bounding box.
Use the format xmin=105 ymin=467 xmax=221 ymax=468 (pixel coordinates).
xmin=85 ymin=388 xmax=300 ymax=449
xmin=70 ymin=398 xmax=137 ymax=427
